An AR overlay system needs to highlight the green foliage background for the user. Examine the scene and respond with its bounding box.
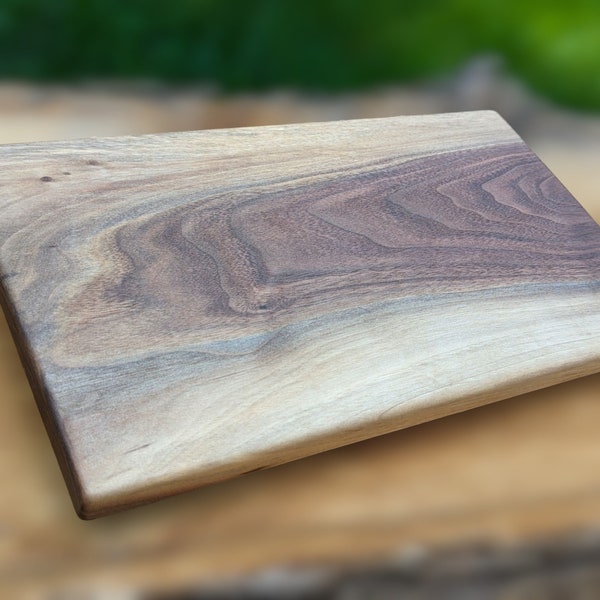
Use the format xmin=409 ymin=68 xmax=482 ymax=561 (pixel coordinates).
xmin=1 ymin=0 xmax=599 ymax=110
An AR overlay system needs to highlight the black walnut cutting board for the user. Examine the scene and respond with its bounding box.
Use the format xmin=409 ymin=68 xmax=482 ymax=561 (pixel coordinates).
xmin=0 ymin=111 xmax=599 ymax=518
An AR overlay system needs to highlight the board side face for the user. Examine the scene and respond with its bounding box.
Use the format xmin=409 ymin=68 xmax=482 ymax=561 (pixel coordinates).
xmin=0 ymin=111 xmax=598 ymax=518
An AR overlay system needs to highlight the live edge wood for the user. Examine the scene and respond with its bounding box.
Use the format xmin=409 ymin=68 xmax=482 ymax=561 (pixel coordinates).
xmin=0 ymin=111 xmax=599 ymax=519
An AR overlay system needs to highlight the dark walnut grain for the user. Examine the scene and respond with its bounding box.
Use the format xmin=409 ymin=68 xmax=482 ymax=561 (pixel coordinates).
xmin=0 ymin=112 xmax=598 ymax=518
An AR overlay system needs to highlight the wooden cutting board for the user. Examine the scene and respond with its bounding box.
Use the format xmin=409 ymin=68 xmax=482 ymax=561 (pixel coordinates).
xmin=0 ymin=111 xmax=598 ymax=519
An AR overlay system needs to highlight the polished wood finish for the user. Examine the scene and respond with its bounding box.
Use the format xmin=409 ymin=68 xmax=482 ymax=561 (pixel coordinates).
xmin=0 ymin=111 xmax=599 ymax=518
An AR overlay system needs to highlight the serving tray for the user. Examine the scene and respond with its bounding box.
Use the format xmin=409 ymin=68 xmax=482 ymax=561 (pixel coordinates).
xmin=0 ymin=111 xmax=598 ymax=518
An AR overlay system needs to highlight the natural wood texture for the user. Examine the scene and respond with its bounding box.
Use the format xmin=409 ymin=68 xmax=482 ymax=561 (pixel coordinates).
xmin=0 ymin=111 xmax=599 ymax=519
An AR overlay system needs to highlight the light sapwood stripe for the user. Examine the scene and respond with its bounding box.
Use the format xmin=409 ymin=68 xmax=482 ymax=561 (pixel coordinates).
xmin=0 ymin=111 xmax=598 ymax=518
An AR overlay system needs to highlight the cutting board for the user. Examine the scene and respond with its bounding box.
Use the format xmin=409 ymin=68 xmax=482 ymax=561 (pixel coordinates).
xmin=0 ymin=111 xmax=599 ymax=519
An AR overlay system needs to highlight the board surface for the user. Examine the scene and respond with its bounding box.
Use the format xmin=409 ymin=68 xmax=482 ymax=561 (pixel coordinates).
xmin=0 ymin=111 xmax=599 ymax=518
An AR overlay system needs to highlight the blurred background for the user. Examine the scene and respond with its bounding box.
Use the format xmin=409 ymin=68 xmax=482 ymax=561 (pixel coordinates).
xmin=1 ymin=1 xmax=600 ymax=598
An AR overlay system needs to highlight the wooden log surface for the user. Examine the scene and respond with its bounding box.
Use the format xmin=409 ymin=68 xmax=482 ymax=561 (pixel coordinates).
xmin=0 ymin=111 xmax=599 ymax=519
xmin=0 ymin=89 xmax=600 ymax=597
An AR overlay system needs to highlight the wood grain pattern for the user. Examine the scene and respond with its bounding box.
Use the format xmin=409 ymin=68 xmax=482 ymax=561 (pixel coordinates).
xmin=0 ymin=111 xmax=599 ymax=519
